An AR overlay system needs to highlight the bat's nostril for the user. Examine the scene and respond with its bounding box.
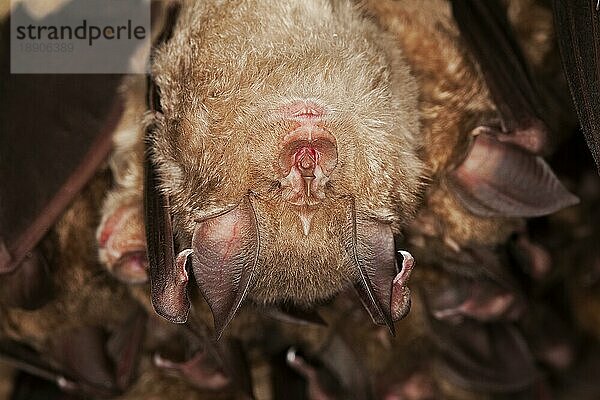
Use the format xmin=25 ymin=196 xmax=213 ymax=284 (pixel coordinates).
xmin=278 ymin=116 xmax=338 ymax=177
xmin=298 ymin=152 xmax=316 ymax=176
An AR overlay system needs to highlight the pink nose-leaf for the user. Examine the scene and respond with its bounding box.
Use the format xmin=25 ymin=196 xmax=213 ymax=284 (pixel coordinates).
xmin=277 ymin=101 xmax=338 ymax=234
xmin=279 ymin=129 xmax=338 ymax=202
xmin=279 ymin=135 xmax=338 ymax=178
xmin=297 ymin=148 xmax=316 ymax=176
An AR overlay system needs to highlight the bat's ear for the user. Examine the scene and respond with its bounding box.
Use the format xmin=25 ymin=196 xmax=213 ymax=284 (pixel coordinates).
xmin=191 ymin=195 xmax=259 ymax=340
xmin=344 ymin=199 xmax=414 ymax=335
xmin=448 ymin=132 xmax=579 ymax=218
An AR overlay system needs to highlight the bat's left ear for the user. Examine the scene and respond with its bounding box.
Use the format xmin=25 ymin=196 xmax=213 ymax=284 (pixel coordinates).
xmin=191 ymin=195 xmax=260 ymax=340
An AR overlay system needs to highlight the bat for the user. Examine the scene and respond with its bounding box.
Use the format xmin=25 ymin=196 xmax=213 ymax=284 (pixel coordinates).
xmin=135 ymin=0 xmax=424 ymax=338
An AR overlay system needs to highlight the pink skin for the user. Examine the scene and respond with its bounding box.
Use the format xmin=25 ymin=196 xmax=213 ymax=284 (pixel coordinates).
xmin=277 ymin=101 xmax=338 ymax=235
xmin=391 ymin=251 xmax=414 ymax=321
xmin=383 ymin=373 xmax=436 ymax=400
xmin=97 ymin=205 xmax=148 ymax=284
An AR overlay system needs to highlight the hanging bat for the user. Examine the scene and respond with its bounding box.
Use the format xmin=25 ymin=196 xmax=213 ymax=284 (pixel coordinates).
xmin=97 ymin=0 xmax=425 ymax=339
xmin=100 ymin=0 xmax=582 ymax=339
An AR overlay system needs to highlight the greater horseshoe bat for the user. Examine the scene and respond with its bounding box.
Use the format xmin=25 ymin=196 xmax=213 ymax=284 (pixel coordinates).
xmin=96 ymin=0 xmax=582 ymax=343
xmin=140 ymin=0 xmax=424 ymax=337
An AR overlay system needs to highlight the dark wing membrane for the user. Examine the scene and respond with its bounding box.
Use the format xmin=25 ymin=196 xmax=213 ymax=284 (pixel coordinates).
xmin=450 ymin=0 xmax=546 ymax=132
xmin=0 ymin=16 xmax=123 ymax=274
xmin=344 ymin=198 xmax=397 ymax=334
xmin=144 ymin=2 xmax=190 ymax=325
xmin=144 ymin=124 xmax=191 ymax=324
xmin=553 ymin=0 xmax=600 ymax=174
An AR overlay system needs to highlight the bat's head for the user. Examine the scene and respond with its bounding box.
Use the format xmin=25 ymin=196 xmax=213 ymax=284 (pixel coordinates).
xmin=150 ymin=0 xmax=423 ymax=332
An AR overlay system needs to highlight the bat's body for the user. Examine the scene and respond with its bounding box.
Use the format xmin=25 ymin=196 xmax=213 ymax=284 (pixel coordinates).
xmin=153 ymin=0 xmax=423 ymax=297
xmin=99 ymin=0 xmax=425 ymax=336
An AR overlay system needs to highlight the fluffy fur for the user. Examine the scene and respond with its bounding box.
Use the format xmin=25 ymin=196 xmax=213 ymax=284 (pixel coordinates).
xmin=151 ymin=0 xmax=425 ymax=305
xmin=361 ymin=0 xmax=524 ymax=248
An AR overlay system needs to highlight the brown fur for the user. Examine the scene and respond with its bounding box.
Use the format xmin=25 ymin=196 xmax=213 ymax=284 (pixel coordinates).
xmin=151 ymin=0 xmax=425 ymax=305
xmin=361 ymin=0 xmax=523 ymax=248
xmin=0 ymin=364 xmax=14 ymax=399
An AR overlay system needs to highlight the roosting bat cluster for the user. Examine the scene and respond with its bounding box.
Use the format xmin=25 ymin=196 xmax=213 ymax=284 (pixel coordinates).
xmin=1 ymin=0 xmax=599 ymax=399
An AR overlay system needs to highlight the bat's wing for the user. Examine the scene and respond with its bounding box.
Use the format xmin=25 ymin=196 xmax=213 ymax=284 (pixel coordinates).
xmin=552 ymin=0 xmax=600 ymax=175
xmin=144 ymin=123 xmax=191 ymax=324
xmin=344 ymin=198 xmax=397 ymax=335
xmin=143 ymin=4 xmax=193 ymax=326
xmin=0 ymin=16 xmax=124 ymax=275
xmin=450 ymin=0 xmax=546 ymax=134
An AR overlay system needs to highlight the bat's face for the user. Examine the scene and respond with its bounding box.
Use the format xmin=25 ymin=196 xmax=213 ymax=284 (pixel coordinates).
xmin=151 ymin=1 xmax=423 ymax=308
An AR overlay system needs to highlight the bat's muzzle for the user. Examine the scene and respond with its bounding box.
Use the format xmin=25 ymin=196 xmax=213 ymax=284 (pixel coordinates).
xmin=278 ymin=125 xmax=337 ymax=206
